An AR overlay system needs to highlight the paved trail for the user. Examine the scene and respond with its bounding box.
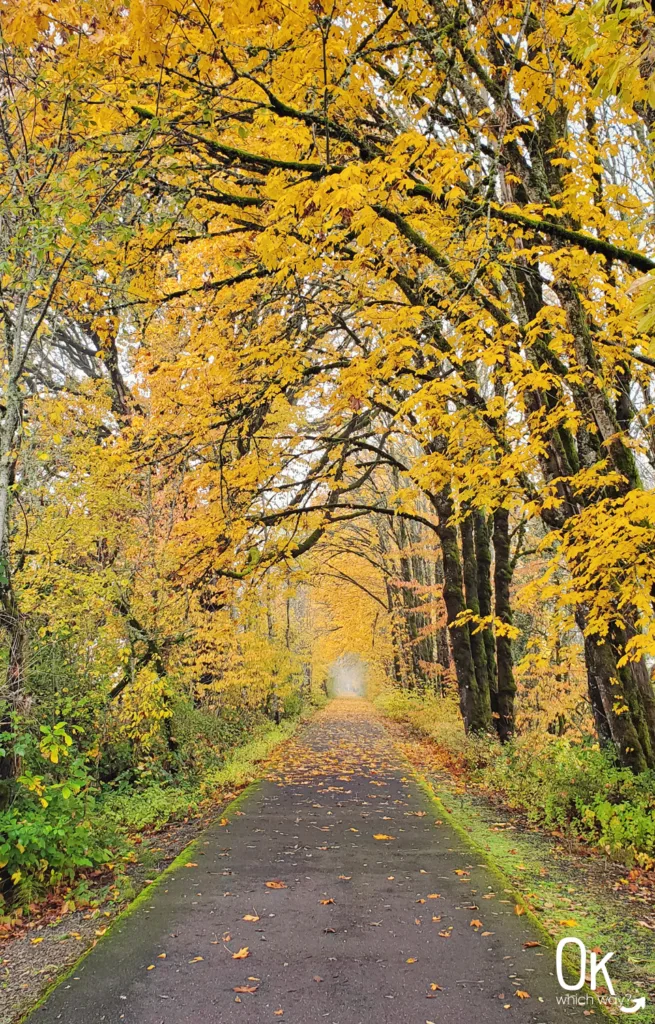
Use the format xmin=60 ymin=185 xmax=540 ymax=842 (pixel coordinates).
xmin=29 ymin=700 xmax=585 ymax=1024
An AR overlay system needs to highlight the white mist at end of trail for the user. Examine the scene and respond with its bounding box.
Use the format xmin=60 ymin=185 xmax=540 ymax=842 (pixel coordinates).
xmin=327 ymin=654 xmax=368 ymax=698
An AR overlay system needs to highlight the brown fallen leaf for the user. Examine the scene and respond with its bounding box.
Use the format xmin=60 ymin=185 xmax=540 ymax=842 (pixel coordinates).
xmin=482 ymin=931 xmax=494 ymax=937
xmin=439 ymin=929 xmax=452 ymax=938
xmin=470 ymin=919 xmax=483 ymax=928
xmin=523 ymin=941 xmax=541 ymax=948
xmin=233 ymin=985 xmax=258 ymax=994
xmin=265 ymin=881 xmax=287 ymax=889
xmin=319 ymin=898 xmax=335 ymax=905
xmin=432 ymin=915 xmax=442 ymax=922
xmin=313 ymin=976 xmax=323 ymax=982
xmin=454 ymin=869 xmax=468 ymax=876
xmin=274 ymin=1010 xmax=284 ymax=1016
xmin=338 ymin=875 xmax=351 ymax=880
xmin=232 ymin=947 xmax=250 ymax=959
xmin=429 ymin=983 xmax=443 ymax=991
xmin=427 ymin=894 xmax=441 ymax=899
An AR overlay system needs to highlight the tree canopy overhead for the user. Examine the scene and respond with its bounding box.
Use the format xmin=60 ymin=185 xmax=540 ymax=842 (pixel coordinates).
xmin=3 ymin=0 xmax=655 ymax=874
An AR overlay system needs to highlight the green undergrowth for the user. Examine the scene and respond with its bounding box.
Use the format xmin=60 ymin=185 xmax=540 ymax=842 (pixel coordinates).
xmin=99 ymin=716 xmax=299 ymax=835
xmin=1 ymin=708 xmax=309 ymax=914
xmin=414 ymin=768 xmax=655 ymax=1019
xmin=376 ymin=689 xmax=655 ymax=869
xmin=377 ymin=689 xmax=655 ymax=1017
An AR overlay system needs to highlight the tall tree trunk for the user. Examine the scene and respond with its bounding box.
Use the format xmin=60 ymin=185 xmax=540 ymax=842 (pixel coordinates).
xmin=0 ymin=379 xmax=24 ymax=808
xmin=492 ymin=508 xmax=516 ymax=742
xmin=430 ymin=483 xmax=492 ymax=733
xmin=460 ymin=509 xmax=492 ymax=712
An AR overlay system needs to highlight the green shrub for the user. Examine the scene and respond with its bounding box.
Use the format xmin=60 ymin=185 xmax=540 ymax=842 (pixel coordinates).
xmin=0 ymin=777 xmax=111 ymax=889
xmin=375 ymin=687 xmax=655 ymax=867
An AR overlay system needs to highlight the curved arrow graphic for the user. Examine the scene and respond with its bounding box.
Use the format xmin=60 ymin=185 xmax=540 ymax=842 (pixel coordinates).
xmin=620 ymin=997 xmax=646 ymax=1014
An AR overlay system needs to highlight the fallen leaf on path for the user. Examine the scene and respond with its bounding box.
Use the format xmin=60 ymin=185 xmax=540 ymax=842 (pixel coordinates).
xmin=189 ymin=957 xmax=204 ymax=963
xmin=470 ymin=919 xmax=483 ymax=928
xmin=427 ymin=894 xmax=441 ymax=899
xmin=185 ymin=863 xmax=198 ymax=868
xmin=319 ymin=898 xmax=334 ymax=904
xmin=274 ymin=1010 xmax=284 ymax=1016
xmin=482 ymin=931 xmax=494 ymax=936
xmin=516 ymin=990 xmax=530 ymax=999
xmin=514 ymin=905 xmax=525 ymax=916
xmin=313 ymin=976 xmax=323 ymax=982
xmin=158 ymin=953 xmax=167 ymax=958
xmin=523 ymin=941 xmax=540 ymax=948
xmin=233 ymin=985 xmax=258 ymax=993
xmin=219 ymin=818 xmax=229 ymax=826
xmin=265 ymin=881 xmax=287 ymax=889
xmin=243 ymin=914 xmax=259 ymax=922
xmin=406 ymin=957 xmax=418 ymax=963
xmin=30 ymin=938 xmax=44 ymax=944
xmin=454 ymin=869 xmax=468 ymax=876
xmin=232 ymin=947 xmax=250 ymax=959
xmin=439 ymin=930 xmax=452 ymax=938
xmin=429 ymin=983 xmax=442 ymax=991
xmin=374 ymin=834 xmax=395 ymax=840
xmin=147 ymin=965 xmax=155 ymax=971
xmin=338 ymin=875 xmax=351 ymax=880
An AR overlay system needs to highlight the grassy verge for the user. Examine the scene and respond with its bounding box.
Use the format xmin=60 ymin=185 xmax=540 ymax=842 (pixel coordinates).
xmin=376 ymin=690 xmax=655 ymax=1019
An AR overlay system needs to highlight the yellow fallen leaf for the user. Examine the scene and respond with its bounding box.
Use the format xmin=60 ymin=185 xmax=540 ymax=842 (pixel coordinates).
xmin=406 ymin=957 xmax=418 ymax=964
xmin=232 ymin=947 xmax=250 ymax=959
xmin=189 ymin=957 xmax=204 ymax=963
xmin=559 ymin=919 xmax=578 ymax=927
xmin=482 ymin=931 xmax=494 ymax=936
xmin=454 ymin=869 xmax=468 ymax=876
xmin=243 ymin=914 xmax=259 ymax=922
xmin=429 ymin=983 xmax=442 ymax=991
xmin=30 ymin=937 xmax=44 ymax=944
xmin=185 ymin=863 xmax=198 ymax=868
xmin=274 ymin=1010 xmax=284 ymax=1016
xmin=319 ymin=898 xmax=334 ymax=905
xmin=219 ymin=818 xmax=229 ymax=826
xmin=427 ymin=894 xmax=441 ymax=899
xmin=158 ymin=953 xmax=167 ymax=958
xmin=147 ymin=965 xmax=155 ymax=971
xmin=470 ymin=919 xmax=483 ymax=928
xmin=265 ymin=880 xmax=287 ymax=889
xmin=374 ymin=834 xmax=395 ymax=840
xmin=516 ymin=990 xmax=530 ymax=999
xmin=514 ymin=905 xmax=525 ymax=916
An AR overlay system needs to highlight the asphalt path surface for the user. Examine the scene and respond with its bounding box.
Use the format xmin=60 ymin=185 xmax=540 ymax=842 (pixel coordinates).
xmin=28 ymin=699 xmax=587 ymax=1024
